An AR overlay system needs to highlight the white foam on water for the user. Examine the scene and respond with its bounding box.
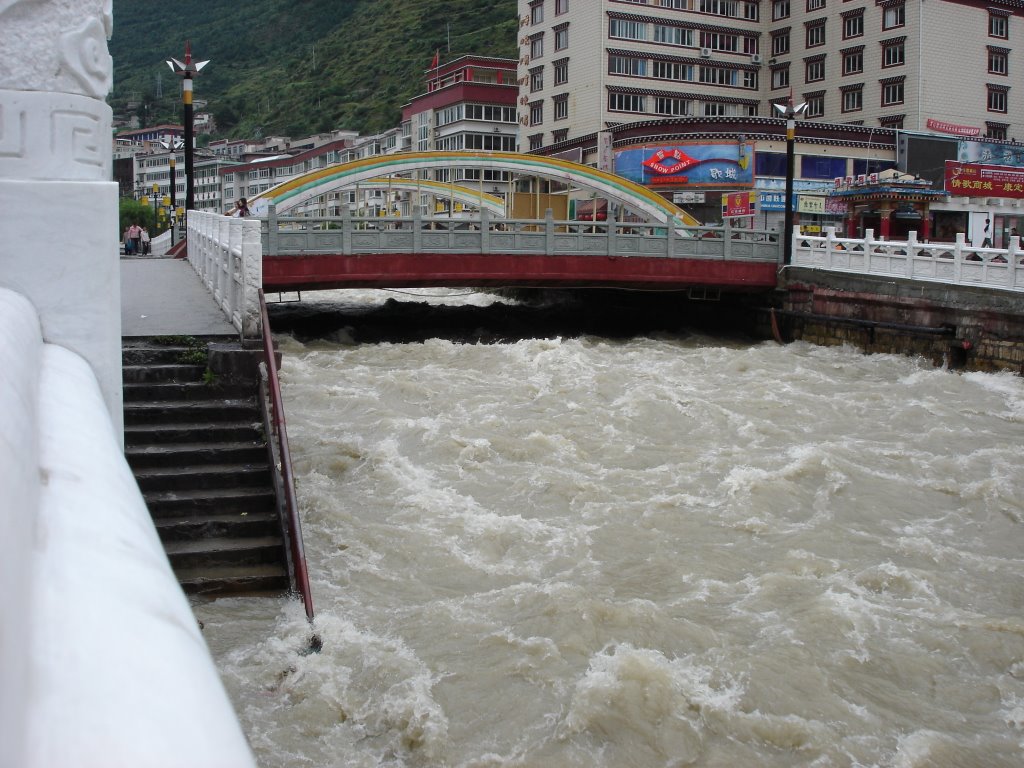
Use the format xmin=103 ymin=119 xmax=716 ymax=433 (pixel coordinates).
xmin=199 ymin=317 xmax=1024 ymax=766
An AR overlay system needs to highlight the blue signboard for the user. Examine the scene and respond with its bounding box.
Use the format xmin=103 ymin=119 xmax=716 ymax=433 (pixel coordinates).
xmin=615 ymin=143 xmax=755 ymax=187
xmin=958 ymin=140 xmax=1024 ymax=169
xmin=758 ymin=192 xmax=795 ymax=211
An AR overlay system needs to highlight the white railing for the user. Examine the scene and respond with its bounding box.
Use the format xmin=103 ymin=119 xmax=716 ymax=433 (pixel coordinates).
xmin=186 ymin=211 xmax=262 ymax=337
xmin=262 ymin=203 xmax=783 ymax=263
xmin=792 ymin=227 xmax=1024 ymax=292
xmin=0 ymin=287 xmax=255 ymax=768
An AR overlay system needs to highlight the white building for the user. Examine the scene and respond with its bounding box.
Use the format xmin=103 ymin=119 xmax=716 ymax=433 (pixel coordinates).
xmin=517 ymin=0 xmax=1024 ymax=148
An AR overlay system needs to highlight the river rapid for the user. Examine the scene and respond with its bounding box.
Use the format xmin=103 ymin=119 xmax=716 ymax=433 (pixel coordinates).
xmin=195 ymin=289 xmax=1024 ymax=767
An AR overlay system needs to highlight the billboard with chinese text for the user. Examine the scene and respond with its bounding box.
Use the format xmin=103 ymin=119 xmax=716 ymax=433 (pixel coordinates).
xmin=945 ymin=161 xmax=1024 ymax=199
xmin=615 ymin=143 xmax=754 ymax=187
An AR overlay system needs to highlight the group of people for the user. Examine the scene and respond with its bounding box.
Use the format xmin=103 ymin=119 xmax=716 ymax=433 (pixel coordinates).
xmin=122 ymin=223 xmax=150 ymax=256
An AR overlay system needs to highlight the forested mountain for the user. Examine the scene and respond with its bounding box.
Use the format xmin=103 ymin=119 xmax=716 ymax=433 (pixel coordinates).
xmin=109 ymin=0 xmax=518 ymax=138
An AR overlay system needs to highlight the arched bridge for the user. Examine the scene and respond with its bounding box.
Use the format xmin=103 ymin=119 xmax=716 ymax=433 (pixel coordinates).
xmin=248 ymin=150 xmax=702 ymax=227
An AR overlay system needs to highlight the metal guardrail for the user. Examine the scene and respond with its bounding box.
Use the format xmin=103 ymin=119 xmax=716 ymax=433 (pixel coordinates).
xmin=792 ymin=227 xmax=1024 ymax=293
xmin=258 ymin=289 xmax=314 ymax=622
xmin=261 ymin=204 xmax=783 ymax=263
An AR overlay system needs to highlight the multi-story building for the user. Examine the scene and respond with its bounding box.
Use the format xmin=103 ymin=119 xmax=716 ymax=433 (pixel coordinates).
xmin=518 ymin=0 xmax=1024 ymax=145
xmin=400 ymin=55 xmax=520 ymax=213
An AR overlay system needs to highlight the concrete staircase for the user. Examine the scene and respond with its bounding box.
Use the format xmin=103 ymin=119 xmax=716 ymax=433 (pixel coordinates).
xmin=123 ymin=338 xmax=290 ymax=596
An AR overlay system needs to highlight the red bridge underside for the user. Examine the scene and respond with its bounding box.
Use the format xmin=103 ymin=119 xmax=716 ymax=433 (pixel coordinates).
xmin=263 ymin=253 xmax=779 ymax=292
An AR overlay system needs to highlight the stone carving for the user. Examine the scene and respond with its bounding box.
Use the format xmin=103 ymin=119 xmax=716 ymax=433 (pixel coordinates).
xmin=1 ymin=1 xmax=112 ymax=99
xmin=59 ymin=18 xmax=112 ymax=98
xmin=0 ymin=91 xmax=110 ymax=180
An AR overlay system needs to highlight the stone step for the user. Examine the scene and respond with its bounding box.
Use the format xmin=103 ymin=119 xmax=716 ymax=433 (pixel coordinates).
xmin=144 ymin=486 xmax=276 ymax=518
xmin=155 ymin=511 xmax=281 ymax=542
xmin=126 ymin=441 xmax=267 ymax=469
xmin=123 ymin=363 xmax=207 ymax=384
xmin=134 ymin=463 xmax=272 ymax=492
xmin=124 ymin=421 xmax=263 ymax=446
xmin=173 ymin=564 xmax=290 ymax=597
xmin=164 ymin=535 xmax=286 ymax=570
xmin=123 ymin=381 xmax=253 ymax=402
xmin=123 ymin=399 xmax=257 ymax=425
xmin=122 ymin=345 xmax=202 ymax=366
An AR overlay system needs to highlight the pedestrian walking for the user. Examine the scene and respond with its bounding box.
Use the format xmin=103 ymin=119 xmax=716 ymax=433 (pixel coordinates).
xmin=127 ymin=223 xmax=143 ymax=255
xmin=123 ymin=227 xmax=133 ymax=255
xmin=231 ymin=198 xmax=250 ymax=217
xmin=140 ymin=227 xmax=151 ymax=255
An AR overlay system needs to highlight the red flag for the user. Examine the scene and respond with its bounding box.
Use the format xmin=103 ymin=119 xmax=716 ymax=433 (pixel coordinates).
xmin=430 ymin=50 xmax=439 ymax=69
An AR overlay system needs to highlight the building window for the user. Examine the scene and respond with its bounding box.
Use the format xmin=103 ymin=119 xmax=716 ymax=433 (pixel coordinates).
xmin=528 ymin=133 xmax=544 ymax=150
xmin=530 ymin=100 xmax=544 ymax=125
xmin=556 ymin=0 xmax=568 ymax=13
xmin=805 ymin=93 xmax=825 ymax=117
xmin=771 ymin=65 xmax=790 ymax=89
xmin=700 ymin=0 xmax=741 ymax=16
xmin=702 ymin=31 xmax=739 ymax=51
xmin=772 ymin=0 xmax=790 ymax=20
xmin=842 ymin=85 xmax=863 ymax=112
xmin=555 ymin=24 xmax=569 ymax=50
xmin=704 ymin=102 xmax=727 ymax=116
xmin=530 ymin=1 xmax=544 ymax=25
xmin=805 ymin=58 xmax=825 ymax=82
xmin=843 ymin=48 xmax=863 ymax=75
xmin=530 ymin=67 xmax=544 ymax=92
xmin=609 ymin=55 xmax=647 ymax=76
xmin=986 ymin=122 xmax=1008 ymax=140
xmin=609 ymin=18 xmax=647 ymax=41
xmin=654 ymin=24 xmax=693 ymax=46
xmin=882 ymin=40 xmax=905 ymax=67
xmin=989 ymin=12 xmax=1008 ymax=39
xmin=883 ymin=3 xmax=905 ymax=30
xmin=700 ymin=65 xmax=738 ymax=85
xmin=552 ymin=129 xmax=568 ymax=143
xmin=608 ymin=92 xmax=646 ymax=113
xmin=807 ymin=0 xmax=825 ymax=9
xmin=554 ymin=58 xmax=569 ymax=85
xmin=880 ymin=115 xmax=905 ymax=129
xmin=989 ymin=48 xmax=1008 ymax=75
xmin=987 ymin=85 xmax=1008 ymax=113
xmin=653 ymin=60 xmax=694 ymax=81
xmin=806 ymin=21 xmax=826 ymax=47
xmin=530 ymin=34 xmax=544 ymax=59
xmin=772 ymin=30 xmax=790 ymax=56
xmin=655 ymin=96 xmax=691 ymax=116
xmin=843 ymin=12 xmax=863 ymax=39
xmin=881 ymin=79 xmax=904 ymax=106
xmin=553 ymin=94 xmax=569 ymax=120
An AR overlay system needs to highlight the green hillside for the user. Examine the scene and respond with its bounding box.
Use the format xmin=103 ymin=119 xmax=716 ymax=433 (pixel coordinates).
xmin=110 ymin=0 xmax=518 ymax=138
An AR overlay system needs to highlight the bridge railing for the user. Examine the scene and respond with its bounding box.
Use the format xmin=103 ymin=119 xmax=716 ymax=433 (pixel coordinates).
xmin=792 ymin=227 xmax=1024 ymax=293
xmin=187 ymin=211 xmax=262 ymax=337
xmin=262 ymin=203 xmax=781 ymax=262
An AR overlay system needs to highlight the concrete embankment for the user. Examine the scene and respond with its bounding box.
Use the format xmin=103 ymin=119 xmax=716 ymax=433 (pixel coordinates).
xmin=769 ymin=268 xmax=1024 ymax=374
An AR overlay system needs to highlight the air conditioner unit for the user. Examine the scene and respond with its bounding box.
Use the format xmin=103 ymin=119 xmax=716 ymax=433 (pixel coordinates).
xmin=699 ymin=47 xmax=712 ymax=58
xmin=751 ymin=54 xmax=762 ymax=64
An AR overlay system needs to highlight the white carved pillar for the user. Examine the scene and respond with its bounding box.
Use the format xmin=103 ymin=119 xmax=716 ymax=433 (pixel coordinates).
xmin=0 ymin=0 xmax=121 ymax=434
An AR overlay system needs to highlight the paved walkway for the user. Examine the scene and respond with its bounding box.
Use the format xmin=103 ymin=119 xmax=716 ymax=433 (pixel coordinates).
xmin=121 ymin=256 xmax=238 ymax=338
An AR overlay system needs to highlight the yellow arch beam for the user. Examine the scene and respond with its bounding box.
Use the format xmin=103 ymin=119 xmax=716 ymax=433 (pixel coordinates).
xmin=249 ymin=150 xmax=700 ymax=226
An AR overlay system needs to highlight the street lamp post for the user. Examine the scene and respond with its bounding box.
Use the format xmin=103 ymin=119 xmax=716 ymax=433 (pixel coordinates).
xmin=774 ymin=95 xmax=808 ymax=265
xmin=167 ymin=42 xmax=209 ymax=216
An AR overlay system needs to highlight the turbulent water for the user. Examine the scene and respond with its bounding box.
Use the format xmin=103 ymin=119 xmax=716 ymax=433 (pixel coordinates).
xmin=195 ymin=289 xmax=1024 ymax=768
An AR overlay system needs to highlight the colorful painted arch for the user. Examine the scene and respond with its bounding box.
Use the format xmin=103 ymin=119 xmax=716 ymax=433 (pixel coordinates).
xmin=248 ymin=150 xmax=701 ymax=226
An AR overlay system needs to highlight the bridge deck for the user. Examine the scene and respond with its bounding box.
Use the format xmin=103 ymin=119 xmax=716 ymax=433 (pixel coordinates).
xmin=262 ymin=252 xmax=780 ymax=292
xmin=121 ymin=256 xmax=237 ymax=337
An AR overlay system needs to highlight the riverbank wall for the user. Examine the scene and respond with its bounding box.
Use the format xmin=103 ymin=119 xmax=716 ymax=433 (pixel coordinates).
xmin=765 ymin=268 xmax=1024 ymax=375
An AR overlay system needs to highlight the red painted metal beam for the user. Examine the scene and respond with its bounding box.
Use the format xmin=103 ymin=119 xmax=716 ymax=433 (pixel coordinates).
xmin=263 ymin=253 xmax=779 ymax=292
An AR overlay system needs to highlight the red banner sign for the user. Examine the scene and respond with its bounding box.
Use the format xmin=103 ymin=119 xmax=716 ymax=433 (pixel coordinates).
xmin=927 ymin=118 xmax=981 ymax=137
xmin=722 ymin=191 xmax=756 ymax=218
xmin=945 ymin=161 xmax=1024 ymax=198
